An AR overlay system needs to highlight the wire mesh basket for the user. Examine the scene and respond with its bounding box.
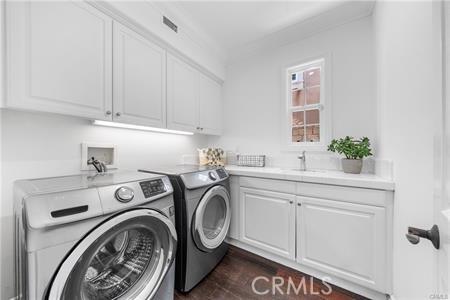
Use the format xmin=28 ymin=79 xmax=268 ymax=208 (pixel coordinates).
xmin=236 ymin=155 xmax=266 ymax=167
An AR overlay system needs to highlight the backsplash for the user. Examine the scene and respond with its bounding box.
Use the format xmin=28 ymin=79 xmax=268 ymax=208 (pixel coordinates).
xmin=181 ymin=151 xmax=393 ymax=180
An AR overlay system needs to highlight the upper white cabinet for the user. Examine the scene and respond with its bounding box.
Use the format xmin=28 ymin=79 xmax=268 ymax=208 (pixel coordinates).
xmin=167 ymin=54 xmax=222 ymax=135
xmin=5 ymin=1 xmax=223 ymax=135
xmin=297 ymin=196 xmax=387 ymax=292
xmin=113 ymin=22 xmax=166 ymax=127
xmin=239 ymin=187 xmax=296 ymax=259
xmin=166 ymin=54 xmax=199 ymax=132
xmin=199 ymin=73 xmax=222 ymax=135
xmin=6 ymin=1 xmax=113 ymax=120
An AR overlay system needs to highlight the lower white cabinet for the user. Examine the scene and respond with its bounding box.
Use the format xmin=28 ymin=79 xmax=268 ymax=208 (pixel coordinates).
xmin=239 ymin=187 xmax=296 ymax=259
xmin=297 ymin=196 xmax=387 ymax=292
xmin=228 ymin=176 xmax=240 ymax=240
xmin=231 ymin=176 xmax=393 ymax=295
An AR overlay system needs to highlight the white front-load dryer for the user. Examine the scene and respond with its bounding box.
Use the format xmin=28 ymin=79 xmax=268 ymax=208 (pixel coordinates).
xmin=14 ymin=171 xmax=177 ymax=300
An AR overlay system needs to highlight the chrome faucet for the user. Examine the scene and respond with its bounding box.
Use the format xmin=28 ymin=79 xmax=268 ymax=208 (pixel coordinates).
xmin=87 ymin=157 xmax=107 ymax=173
xmin=297 ymin=151 xmax=306 ymax=171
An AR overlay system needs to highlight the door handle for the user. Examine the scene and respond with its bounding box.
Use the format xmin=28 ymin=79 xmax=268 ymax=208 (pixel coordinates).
xmin=405 ymin=224 xmax=440 ymax=249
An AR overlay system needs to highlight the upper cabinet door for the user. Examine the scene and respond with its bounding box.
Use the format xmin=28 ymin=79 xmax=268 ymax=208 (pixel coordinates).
xmin=6 ymin=1 xmax=113 ymax=120
xmin=113 ymin=22 xmax=166 ymax=128
xmin=199 ymin=74 xmax=222 ymax=135
xmin=166 ymin=54 xmax=199 ymax=132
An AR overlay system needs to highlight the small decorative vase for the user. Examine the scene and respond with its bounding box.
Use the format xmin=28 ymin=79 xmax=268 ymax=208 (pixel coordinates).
xmin=342 ymin=158 xmax=362 ymax=174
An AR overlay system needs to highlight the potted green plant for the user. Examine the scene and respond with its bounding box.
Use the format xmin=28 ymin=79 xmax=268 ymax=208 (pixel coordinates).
xmin=327 ymin=136 xmax=372 ymax=174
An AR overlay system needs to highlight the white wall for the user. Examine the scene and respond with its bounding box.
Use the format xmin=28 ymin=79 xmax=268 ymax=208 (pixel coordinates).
xmin=208 ymin=16 xmax=376 ymax=169
xmin=374 ymin=1 xmax=441 ymax=299
xmin=0 ymin=109 xmax=207 ymax=299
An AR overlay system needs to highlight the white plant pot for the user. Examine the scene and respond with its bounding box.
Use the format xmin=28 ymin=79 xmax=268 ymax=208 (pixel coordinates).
xmin=342 ymin=158 xmax=363 ymax=174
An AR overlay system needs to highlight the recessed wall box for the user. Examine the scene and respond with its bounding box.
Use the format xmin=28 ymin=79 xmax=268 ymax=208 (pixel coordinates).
xmin=81 ymin=143 xmax=117 ymax=171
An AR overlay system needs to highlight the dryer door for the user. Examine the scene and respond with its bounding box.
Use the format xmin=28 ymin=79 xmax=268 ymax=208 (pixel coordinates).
xmin=192 ymin=185 xmax=231 ymax=252
xmin=46 ymin=208 xmax=177 ymax=300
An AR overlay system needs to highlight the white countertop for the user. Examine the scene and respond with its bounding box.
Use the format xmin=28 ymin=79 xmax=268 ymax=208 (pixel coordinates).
xmin=224 ymin=165 xmax=395 ymax=191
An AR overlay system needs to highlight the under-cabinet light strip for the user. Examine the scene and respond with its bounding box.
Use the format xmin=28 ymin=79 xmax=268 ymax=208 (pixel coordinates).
xmin=92 ymin=120 xmax=194 ymax=136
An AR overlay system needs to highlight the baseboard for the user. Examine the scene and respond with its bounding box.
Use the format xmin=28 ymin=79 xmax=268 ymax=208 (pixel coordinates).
xmin=226 ymin=238 xmax=389 ymax=300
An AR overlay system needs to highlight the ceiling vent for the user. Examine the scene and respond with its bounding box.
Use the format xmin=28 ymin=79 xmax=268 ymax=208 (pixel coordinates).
xmin=163 ymin=16 xmax=178 ymax=33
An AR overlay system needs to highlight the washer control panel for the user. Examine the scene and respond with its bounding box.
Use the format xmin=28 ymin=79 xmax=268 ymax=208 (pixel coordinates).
xmin=139 ymin=179 xmax=167 ymax=199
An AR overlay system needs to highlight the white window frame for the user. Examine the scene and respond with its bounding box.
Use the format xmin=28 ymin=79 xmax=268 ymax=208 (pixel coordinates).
xmin=282 ymin=55 xmax=331 ymax=151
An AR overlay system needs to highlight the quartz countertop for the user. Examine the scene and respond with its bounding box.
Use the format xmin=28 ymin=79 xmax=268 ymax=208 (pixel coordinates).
xmin=224 ymin=165 xmax=395 ymax=191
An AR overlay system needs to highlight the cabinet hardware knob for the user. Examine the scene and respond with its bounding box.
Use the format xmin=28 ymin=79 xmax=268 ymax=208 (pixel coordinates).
xmin=289 ymin=200 xmax=293 ymax=204
xmin=116 ymin=112 xmax=121 ymax=117
xmin=297 ymin=203 xmax=301 ymax=206
xmin=106 ymin=111 xmax=112 ymax=115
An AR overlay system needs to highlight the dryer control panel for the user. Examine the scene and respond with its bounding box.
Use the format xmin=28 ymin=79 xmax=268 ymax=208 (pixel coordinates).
xmin=180 ymin=167 xmax=229 ymax=189
xmin=140 ymin=179 xmax=167 ymax=199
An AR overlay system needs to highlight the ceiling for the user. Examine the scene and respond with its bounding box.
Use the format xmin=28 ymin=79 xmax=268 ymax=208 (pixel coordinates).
xmin=169 ymin=1 xmax=374 ymax=54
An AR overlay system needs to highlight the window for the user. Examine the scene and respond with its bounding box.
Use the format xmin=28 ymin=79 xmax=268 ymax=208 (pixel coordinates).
xmin=286 ymin=58 xmax=327 ymax=148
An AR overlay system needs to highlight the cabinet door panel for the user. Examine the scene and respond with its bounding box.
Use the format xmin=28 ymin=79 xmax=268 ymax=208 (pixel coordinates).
xmin=6 ymin=1 xmax=112 ymax=119
xmin=166 ymin=54 xmax=198 ymax=132
xmin=297 ymin=196 xmax=386 ymax=292
xmin=228 ymin=176 xmax=240 ymax=239
xmin=240 ymin=187 xmax=295 ymax=259
xmin=113 ymin=23 xmax=166 ymax=127
xmin=199 ymin=73 xmax=222 ymax=135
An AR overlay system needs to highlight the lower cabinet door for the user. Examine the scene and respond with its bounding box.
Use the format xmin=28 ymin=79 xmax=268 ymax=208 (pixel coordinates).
xmin=240 ymin=187 xmax=295 ymax=259
xmin=296 ymin=196 xmax=387 ymax=292
xmin=227 ymin=176 xmax=240 ymax=240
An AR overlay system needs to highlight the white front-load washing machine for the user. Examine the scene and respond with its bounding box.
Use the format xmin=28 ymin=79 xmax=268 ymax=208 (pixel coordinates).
xmin=14 ymin=171 xmax=177 ymax=300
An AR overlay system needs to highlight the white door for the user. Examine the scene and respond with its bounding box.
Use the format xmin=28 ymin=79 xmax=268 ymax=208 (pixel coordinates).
xmin=436 ymin=1 xmax=450 ymax=293
xmin=113 ymin=22 xmax=166 ymax=128
xmin=199 ymin=73 xmax=222 ymax=135
xmin=297 ymin=196 xmax=387 ymax=292
xmin=239 ymin=187 xmax=295 ymax=259
xmin=6 ymin=1 xmax=113 ymax=120
xmin=166 ymin=54 xmax=199 ymax=132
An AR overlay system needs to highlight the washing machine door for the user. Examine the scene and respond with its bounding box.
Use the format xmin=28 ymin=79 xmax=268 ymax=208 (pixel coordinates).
xmin=192 ymin=185 xmax=231 ymax=252
xmin=46 ymin=208 xmax=177 ymax=300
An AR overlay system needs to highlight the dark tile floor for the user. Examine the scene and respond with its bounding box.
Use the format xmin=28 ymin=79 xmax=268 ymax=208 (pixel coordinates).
xmin=174 ymin=245 xmax=369 ymax=300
